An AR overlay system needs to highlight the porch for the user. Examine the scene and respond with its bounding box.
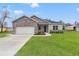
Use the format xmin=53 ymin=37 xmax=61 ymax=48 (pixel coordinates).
xmin=37 ymin=24 xmax=48 ymax=34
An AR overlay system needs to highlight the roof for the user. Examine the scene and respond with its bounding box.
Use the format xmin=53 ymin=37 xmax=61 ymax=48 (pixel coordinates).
xmin=45 ymin=19 xmax=63 ymax=25
xmin=13 ymin=16 xmax=31 ymax=23
xmin=13 ymin=15 xmax=49 ymax=25
xmin=30 ymin=15 xmax=49 ymax=24
xmin=13 ymin=15 xmax=63 ymax=25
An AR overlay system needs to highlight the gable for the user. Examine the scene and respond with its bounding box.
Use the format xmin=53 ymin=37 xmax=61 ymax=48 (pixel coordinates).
xmin=13 ymin=16 xmax=37 ymax=27
xmin=31 ymin=15 xmax=49 ymax=24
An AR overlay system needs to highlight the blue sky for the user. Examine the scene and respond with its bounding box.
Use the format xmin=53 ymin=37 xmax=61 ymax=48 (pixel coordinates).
xmin=0 ymin=3 xmax=79 ymax=27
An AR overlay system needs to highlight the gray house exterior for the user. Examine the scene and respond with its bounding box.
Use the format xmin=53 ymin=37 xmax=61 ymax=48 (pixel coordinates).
xmin=13 ymin=15 xmax=63 ymax=34
xmin=46 ymin=20 xmax=63 ymax=32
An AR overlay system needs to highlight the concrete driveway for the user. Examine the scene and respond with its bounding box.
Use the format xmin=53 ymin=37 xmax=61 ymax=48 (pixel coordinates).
xmin=0 ymin=34 xmax=33 ymax=56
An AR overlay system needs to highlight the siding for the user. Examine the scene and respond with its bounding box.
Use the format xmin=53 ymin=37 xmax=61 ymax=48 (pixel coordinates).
xmin=58 ymin=25 xmax=63 ymax=30
xmin=48 ymin=24 xmax=63 ymax=32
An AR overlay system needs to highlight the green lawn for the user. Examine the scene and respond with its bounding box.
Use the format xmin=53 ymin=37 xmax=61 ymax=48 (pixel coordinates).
xmin=0 ymin=32 xmax=10 ymax=38
xmin=16 ymin=32 xmax=79 ymax=56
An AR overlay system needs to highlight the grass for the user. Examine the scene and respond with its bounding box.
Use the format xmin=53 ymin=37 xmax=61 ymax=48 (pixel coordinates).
xmin=16 ymin=32 xmax=79 ymax=56
xmin=0 ymin=32 xmax=10 ymax=38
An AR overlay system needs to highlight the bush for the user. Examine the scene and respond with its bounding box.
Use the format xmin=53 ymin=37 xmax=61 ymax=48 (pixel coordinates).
xmin=50 ymin=30 xmax=64 ymax=33
xmin=35 ymin=32 xmax=45 ymax=35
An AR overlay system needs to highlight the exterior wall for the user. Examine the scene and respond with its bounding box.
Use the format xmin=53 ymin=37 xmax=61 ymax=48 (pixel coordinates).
xmin=76 ymin=28 xmax=79 ymax=31
xmin=58 ymin=25 xmax=63 ymax=30
xmin=48 ymin=24 xmax=53 ymax=32
xmin=48 ymin=24 xmax=63 ymax=32
xmin=38 ymin=25 xmax=48 ymax=33
xmin=13 ymin=17 xmax=38 ymax=34
xmin=76 ymin=25 xmax=79 ymax=31
xmin=41 ymin=26 xmax=44 ymax=32
xmin=13 ymin=22 xmax=16 ymax=33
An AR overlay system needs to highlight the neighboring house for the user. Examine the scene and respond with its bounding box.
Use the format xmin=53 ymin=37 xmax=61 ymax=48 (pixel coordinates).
xmin=75 ymin=22 xmax=79 ymax=31
xmin=12 ymin=15 xmax=63 ymax=34
xmin=0 ymin=21 xmax=7 ymax=32
xmin=0 ymin=28 xmax=7 ymax=32
xmin=64 ymin=23 xmax=74 ymax=31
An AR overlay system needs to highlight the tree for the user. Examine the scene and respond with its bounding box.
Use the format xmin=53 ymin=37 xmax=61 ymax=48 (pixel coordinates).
xmin=0 ymin=5 xmax=10 ymax=32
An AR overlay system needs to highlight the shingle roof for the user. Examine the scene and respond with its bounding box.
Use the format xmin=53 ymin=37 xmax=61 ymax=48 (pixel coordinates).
xmin=13 ymin=16 xmax=30 ymax=23
xmin=30 ymin=15 xmax=49 ymax=24
xmin=13 ymin=15 xmax=63 ymax=25
xmin=44 ymin=19 xmax=63 ymax=25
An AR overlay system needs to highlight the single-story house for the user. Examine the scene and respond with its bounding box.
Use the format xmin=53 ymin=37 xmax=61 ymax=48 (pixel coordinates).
xmin=75 ymin=22 xmax=79 ymax=31
xmin=64 ymin=23 xmax=74 ymax=31
xmin=12 ymin=15 xmax=63 ymax=34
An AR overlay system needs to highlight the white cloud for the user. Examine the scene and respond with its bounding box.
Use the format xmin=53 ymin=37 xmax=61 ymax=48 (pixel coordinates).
xmin=31 ymin=3 xmax=39 ymax=8
xmin=76 ymin=8 xmax=79 ymax=11
xmin=14 ymin=9 xmax=24 ymax=15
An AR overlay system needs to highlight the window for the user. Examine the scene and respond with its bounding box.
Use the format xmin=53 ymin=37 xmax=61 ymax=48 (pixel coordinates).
xmin=56 ymin=26 xmax=58 ymax=30
xmin=53 ymin=26 xmax=58 ymax=30
xmin=53 ymin=26 xmax=55 ymax=30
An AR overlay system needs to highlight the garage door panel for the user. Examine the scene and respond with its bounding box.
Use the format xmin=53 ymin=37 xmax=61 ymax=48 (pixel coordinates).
xmin=16 ymin=27 xmax=34 ymax=35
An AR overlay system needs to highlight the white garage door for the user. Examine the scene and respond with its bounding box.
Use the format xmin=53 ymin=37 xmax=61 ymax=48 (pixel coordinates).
xmin=16 ymin=27 xmax=35 ymax=35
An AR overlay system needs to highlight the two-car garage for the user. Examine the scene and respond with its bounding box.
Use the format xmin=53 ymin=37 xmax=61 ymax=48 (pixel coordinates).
xmin=16 ymin=27 xmax=35 ymax=35
xmin=12 ymin=16 xmax=37 ymax=35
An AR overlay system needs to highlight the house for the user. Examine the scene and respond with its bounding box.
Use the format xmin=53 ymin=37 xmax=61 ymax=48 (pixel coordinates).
xmin=0 ymin=21 xmax=7 ymax=32
xmin=12 ymin=15 xmax=63 ymax=35
xmin=64 ymin=23 xmax=74 ymax=31
xmin=75 ymin=22 xmax=79 ymax=31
